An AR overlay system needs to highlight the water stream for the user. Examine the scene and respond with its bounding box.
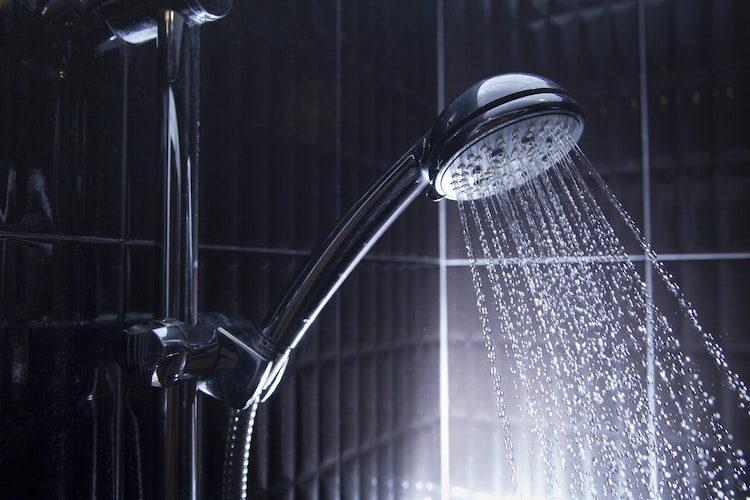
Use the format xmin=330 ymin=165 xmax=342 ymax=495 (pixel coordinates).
xmin=451 ymin=134 xmax=749 ymax=498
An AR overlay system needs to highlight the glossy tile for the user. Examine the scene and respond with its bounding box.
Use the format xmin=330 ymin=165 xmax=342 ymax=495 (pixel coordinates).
xmin=4 ymin=0 xmax=749 ymax=497
xmin=200 ymin=0 xmax=338 ymax=252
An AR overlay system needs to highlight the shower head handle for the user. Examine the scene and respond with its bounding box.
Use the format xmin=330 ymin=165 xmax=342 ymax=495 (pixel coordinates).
xmin=258 ymin=136 xmax=431 ymax=355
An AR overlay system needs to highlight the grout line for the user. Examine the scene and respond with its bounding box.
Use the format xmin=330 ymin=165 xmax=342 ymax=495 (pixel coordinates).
xmin=637 ymin=0 xmax=658 ymax=495
xmin=643 ymin=252 xmax=750 ymax=261
xmin=334 ymin=0 xmax=343 ymax=496
xmin=118 ymin=44 xmax=130 ymax=327
xmin=198 ymin=243 xmax=310 ymax=255
xmin=15 ymin=236 xmax=747 ymax=266
xmin=115 ymin=41 xmax=130 ymax=500
xmin=436 ymin=0 xmax=450 ymax=498
xmin=199 ymin=242 xmax=443 ymax=264
xmin=199 ymin=243 xmax=750 ymax=265
xmin=0 ymin=231 xmax=155 ymax=247
xmin=443 ymin=252 xmax=750 ymax=267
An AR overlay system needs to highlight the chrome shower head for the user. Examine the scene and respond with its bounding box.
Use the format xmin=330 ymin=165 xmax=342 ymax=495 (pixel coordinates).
xmin=428 ymin=73 xmax=584 ymax=201
xmin=259 ymin=73 xmax=585 ymax=361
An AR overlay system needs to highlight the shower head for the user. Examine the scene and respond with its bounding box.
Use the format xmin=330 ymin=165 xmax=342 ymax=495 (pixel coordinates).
xmin=260 ymin=73 xmax=585 ymax=362
xmin=427 ymin=73 xmax=584 ymax=201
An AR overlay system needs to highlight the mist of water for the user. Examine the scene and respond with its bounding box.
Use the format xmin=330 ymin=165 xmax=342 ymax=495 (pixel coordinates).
xmin=451 ymin=132 xmax=749 ymax=498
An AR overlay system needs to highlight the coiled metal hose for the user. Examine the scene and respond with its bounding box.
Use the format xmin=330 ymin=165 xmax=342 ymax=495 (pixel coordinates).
xmin=222 ymin=402 xmax=259 ymax=500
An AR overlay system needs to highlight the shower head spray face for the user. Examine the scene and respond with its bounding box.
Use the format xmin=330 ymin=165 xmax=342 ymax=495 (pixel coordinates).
xmin=442 ymin=113 xmax=582 ymax=200
xmin=428 ymin=73 xmax=584 ymax=201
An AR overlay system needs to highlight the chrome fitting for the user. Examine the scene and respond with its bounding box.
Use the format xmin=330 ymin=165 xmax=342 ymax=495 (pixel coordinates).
xmin=124 ymin=313 xmax=288 ymax=410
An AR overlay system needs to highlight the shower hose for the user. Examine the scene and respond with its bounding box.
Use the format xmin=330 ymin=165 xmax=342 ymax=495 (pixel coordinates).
xmin=222 ymin=402 xmax=259 ymax=500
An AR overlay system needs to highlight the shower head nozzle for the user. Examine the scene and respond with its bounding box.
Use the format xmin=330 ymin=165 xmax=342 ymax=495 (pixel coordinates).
xmin=428 ymin=73 xmax=584 ymax=201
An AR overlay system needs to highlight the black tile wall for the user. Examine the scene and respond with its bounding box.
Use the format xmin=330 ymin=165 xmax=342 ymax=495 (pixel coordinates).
xmin=3 ymin=0 xmax=749 ymax=497
xmin=200 ymin=0 xmax=339 ymax=252
xmin=3 ymin=0 xmax=441 ymax=497
xmin=0 ymin=3 xmax=164 ymax=491
xmin=199 ymin=0 xmax=441 ymax=498
xmin=339 ymin=0 xmax=439 ymax=258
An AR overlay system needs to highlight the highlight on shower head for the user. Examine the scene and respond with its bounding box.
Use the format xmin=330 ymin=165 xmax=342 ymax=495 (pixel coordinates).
xmin=427 ymin=73 xmax=584 ymax=201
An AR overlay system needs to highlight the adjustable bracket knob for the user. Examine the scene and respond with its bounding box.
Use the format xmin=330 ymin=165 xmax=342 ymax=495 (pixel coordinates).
xmin=124 ymin=318 xmax=219 ymax=387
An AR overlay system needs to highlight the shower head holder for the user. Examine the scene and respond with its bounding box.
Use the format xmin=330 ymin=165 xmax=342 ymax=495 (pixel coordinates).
xmin=124 ymin=313 xmax=287 ymax=410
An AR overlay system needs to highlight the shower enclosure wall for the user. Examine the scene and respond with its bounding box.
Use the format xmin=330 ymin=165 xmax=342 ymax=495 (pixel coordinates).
xmin=1 ymin=0 xmax=748 ymax=498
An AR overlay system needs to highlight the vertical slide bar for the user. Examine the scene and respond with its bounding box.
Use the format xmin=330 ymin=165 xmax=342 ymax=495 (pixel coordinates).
xmin=155 ymin=9 xmax=201 ymax=500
